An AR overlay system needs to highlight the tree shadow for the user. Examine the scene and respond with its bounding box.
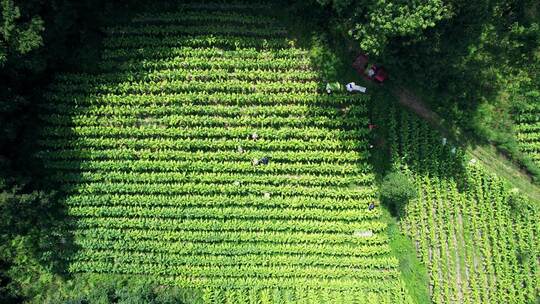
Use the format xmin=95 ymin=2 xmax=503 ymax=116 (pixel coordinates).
xmin=7 ymin=1 xmax=144 ymax=291
xmin=29 ymin=3 xmax=300 ymax=299
xmin=0 ymin=114 xmax=82 ymax=290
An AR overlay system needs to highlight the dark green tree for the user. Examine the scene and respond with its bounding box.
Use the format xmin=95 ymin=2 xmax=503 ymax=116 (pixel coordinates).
xmin=312 ymin=0 xmax=450 ymax=54
xmin=0 ymin=0 xmax=44 ymax=66
xmin=380 ymin=172 xmax=417 ymax=218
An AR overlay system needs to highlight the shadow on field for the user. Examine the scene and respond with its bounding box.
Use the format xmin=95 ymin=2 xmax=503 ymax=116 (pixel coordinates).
xmin=3 ymin=1 xmax=144 ymax=288
xmin=14 ymin=120 xmax=81 ymax=280
xmin=30 ymin=2 xmax=288 ymax=298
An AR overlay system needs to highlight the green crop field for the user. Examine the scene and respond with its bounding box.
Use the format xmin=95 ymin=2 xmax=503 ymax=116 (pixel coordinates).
xmin=515 ymin=98 xmax=540 ymax=166
xmin=36 ymin=3 xmax=412 ymax=303
xmin=379 ymin=104 xmax=540 ymax=304
xmin=3 ymin=0 xmax=540 ymax=303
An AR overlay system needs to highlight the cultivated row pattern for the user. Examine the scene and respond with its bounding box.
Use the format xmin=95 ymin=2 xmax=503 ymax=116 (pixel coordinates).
xmin=385 ymin=106 xmax=540 ymax=304
xmin=515 ymin=98 xmax=540 ymax=166
xmin=38 ymin=3 xmax=412 ymax=303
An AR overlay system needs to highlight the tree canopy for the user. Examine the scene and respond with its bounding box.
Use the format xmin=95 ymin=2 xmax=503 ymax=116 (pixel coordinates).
xmin=314 ymin=0 xmax=450 ymax=54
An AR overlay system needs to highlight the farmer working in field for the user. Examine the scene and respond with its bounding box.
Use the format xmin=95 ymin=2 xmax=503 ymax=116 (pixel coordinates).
xmin=252 ymin=156 xmax=270 ymax=166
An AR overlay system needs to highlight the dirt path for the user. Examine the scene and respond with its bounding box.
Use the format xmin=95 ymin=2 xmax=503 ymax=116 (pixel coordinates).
xmin=391 ymin=86 xmax=540 ymax=202
xmin=395 ymin=88 xmax=442 ymax=127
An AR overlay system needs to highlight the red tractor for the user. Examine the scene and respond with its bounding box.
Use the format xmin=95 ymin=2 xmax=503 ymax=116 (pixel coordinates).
xmin=352 ymin=53 xmax=388 ymax=84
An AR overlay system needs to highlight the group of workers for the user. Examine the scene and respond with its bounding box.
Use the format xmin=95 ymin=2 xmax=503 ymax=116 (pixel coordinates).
xmin=244 ymin=132 xmax=271 ymax=167
xmin=243 ymin=108 xmax=382 ymax=209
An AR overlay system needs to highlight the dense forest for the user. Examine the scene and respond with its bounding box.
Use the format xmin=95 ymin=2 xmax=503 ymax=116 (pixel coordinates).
xmin=1 ymin=0 xmax=538 ymax=303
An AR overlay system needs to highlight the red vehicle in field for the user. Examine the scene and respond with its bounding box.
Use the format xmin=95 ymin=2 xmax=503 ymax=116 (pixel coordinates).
xmin=352 ymin=53 xmax=388 ymax=84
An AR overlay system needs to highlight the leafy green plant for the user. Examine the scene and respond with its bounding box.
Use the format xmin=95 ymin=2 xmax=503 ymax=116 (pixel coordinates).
xmin=308 ymin=35 xmax=341 ymax=82
xmin=380 ymin=172 xmax=417 ymax=218
xmin=0 ymin=0 xmax=44 ymax=66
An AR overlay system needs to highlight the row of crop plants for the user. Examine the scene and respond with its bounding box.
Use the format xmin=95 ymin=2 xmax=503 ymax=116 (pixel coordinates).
xmin=380 ymin=103 xmax=540 ymax=304
xmin=37 ymin=6 xmax=414 ymax=303
xmin=514 ymin=95 xmax=540 ymax=166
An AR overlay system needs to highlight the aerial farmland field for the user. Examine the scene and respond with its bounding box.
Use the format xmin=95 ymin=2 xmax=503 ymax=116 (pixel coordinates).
xmin=35 ymin=3 xmax=413 ymax=303
xmin=1 ymin=1 xmax=539 ymax=303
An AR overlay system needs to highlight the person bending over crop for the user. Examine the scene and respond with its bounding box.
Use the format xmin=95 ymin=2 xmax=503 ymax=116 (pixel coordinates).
xmin=252 ymin=156 xmax=270 ymax=166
